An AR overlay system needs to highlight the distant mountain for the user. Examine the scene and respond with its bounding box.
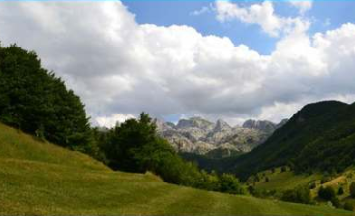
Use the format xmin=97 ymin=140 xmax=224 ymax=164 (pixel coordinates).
xmin=242 ymin=119 xmax=277 ymax=134
xmin=156 ymin=117 xmax=283 ymax=157
xmin=229 ymin=100 xmax=355 ymax=180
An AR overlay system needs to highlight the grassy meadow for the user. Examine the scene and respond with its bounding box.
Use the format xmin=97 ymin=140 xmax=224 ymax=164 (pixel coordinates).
xmin=0 ymin=123 xmax=354 ymax=216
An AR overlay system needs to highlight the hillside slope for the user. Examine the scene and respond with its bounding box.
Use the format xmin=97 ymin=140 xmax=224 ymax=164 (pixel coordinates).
xmin=230 ymin=101 xmax=355 ymax=179
xmin=0 ymin=123 xmax=353 ymax=216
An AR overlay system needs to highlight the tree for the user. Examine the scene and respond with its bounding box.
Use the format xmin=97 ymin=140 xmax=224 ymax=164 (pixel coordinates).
xmin=218 ymin=173 xmax=244 ymax=195
xmin=318 ymin=186 xmax=336 ymax=201
xmin=0 ymin=44 xmax=93 ymax=152
xmin=103 ymin=113 xmax=159 ymax=172
xmin=350 ymin=182 xmax=355 ymax=198
xmin=281 ymin=186 xmax=311 ymax=204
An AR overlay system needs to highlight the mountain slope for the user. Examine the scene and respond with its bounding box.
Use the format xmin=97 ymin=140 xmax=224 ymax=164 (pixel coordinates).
xmin=156 ymin=117 xmax=278 ymax=156
xmin=0 ymin=123 xmax=353 ymax=215
xmin=230 ymin=101 xmax=355 ymax=180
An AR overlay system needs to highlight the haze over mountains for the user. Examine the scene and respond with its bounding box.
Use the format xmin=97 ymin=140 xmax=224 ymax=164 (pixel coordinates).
xmin=155 ymin=117 xmax=287 ymax=156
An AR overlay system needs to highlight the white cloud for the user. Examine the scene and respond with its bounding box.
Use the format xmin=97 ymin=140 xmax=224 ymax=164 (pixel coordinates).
xmin=289 ymin=1 xmax=312 ymax=14
xmin=191 ymin=6 xmax=211 ymax=16
xmin=215 ymin=1 xmax=310 ymax=37
xmin=0 ymin=1 xmax=355 ymax=127
xmin=96 ymin=114 xmax=136 ymax=128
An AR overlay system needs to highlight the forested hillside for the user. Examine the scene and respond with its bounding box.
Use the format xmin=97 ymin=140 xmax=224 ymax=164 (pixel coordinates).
xmin=230 ymin=101 xmax=355 ymax=180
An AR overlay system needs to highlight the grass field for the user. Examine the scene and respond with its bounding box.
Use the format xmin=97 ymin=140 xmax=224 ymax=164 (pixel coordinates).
xmin=0 ymin=123 xmax=354 ymax=216
xmin=254 ymin=168 xmax=321 ymax=191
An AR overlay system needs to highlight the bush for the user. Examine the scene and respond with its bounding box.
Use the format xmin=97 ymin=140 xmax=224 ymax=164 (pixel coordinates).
xmin=218 ymin=173 xmax=245 ymax=195
xmin=350 ymin=182 xmax=355 ymax=198
xmin=309 ymin=182 xmax=316 ymax=189
xmin=344 ymin=201 xmax=354 ymax=211
xmin=265 ymin=177 xmax=270 ymax=182
xmin=318 ymin=186 xmax=336 ymax=201
xmin=331 ymin=197 xmax=341 ymax=208
xmin=338 ymin=186 xmax=344 ymax=195
xmin=281 ymin=186 xmax=311 ymax=204
xmin=281 ymin=166 xmax=287 ymax=172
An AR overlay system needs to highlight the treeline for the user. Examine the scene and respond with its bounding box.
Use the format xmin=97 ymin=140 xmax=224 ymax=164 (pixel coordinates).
xmin=0 ymin=44 xmax=244 ymax=195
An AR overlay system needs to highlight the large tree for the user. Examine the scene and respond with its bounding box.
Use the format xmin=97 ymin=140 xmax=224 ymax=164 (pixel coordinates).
xmin=0 ymin=44 xmax=92 ymax=151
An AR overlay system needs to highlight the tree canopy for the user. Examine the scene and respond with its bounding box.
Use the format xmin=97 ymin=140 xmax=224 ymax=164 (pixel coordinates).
xmin=0 ymin=44 xmax=92 ymax=152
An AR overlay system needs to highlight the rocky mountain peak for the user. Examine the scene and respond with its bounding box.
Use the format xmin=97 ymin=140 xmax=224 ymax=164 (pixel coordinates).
xmin=242 ymin=119 xmax=277 ymax=134
xmin=177 ymin=117 xmax=214 ymax=131
xmin=213 ymin=119 xmax=231 ymax=132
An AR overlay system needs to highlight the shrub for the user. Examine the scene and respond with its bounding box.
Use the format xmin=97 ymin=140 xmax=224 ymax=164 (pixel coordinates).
xmin=218 ymin=173 xmax=245 ymax=195
xmin=338 ymin=186 xmax=344 ymax=195
xmin=344 ymin=201 xmax=354 ymax=211
xmin=331 ymin=197 xmax=341 ymax=208
xmin=318 ymin=186 xmax=336 ymax=201
xmin=350 ymin=182 xmax=355 ymax=198
xmin=281 ymin=166 xmax=287 ymax=172
xmin=309 ymin=182 xmax=316 ymax=189
xmin=281 ymin=186 xmax=311 ymax=204
xmin=265 ymin=177 xmax=270 ymax=182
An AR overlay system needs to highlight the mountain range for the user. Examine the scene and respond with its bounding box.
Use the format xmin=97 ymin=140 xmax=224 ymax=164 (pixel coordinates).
xmin=155 ymin=117 xmax=287 ymax=157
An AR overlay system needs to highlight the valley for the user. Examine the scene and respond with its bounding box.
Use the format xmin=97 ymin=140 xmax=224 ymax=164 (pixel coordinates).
xmin=0 ymin=123 xmax=353 ymax=216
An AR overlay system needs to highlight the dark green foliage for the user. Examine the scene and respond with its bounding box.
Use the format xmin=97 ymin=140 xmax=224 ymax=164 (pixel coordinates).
xmin=331 ymin=197 xmax=341 ymax=208
xmin=318 ymin=186 xmax=336 ymax=201
xmin=350 ymin=182 xmax=355 ymax=198
xmin=309 ymin=182 xmax=316 ymax=189
xmin=228 ymin=101 xmax=355 ymax=180
xmin=179 ymin=152 xmax=241 ymax=173
xmin=0 ymin=44 xmax=93 ymax=153
xmin=281 ymin=186 xmax=311 ymax=204
xmin=281 ymin=166 xmax=287 ymax=173
xmin=218 ymin=173 xmax=245 ymax=194
xmin=321 ymin=176 xmax=332 ymax=184
xmin=344 ymin=201 xmax=354 ymax=211
xmin=338 ymin=186 xmax=344 ymax=195
xmin=102 ymin=113 xmax=245 ymax=194
xmin=265 ymin=177 xmax=269 ymax=182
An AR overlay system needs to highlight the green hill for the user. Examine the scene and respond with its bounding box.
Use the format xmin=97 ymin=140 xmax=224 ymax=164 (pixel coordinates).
xmin=229 ymin=101 xmax=355 ymax=180
xmin=0 ymin=123 xmax=354 ymax=215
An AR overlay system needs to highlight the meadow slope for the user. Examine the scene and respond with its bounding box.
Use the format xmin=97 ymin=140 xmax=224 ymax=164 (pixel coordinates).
xmin=0 ymin=123 xmax=354 ymax=216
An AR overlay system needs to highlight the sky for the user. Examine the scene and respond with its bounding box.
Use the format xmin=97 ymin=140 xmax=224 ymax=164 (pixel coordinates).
xmin=0 ymin=0 xmax=355 ymax=127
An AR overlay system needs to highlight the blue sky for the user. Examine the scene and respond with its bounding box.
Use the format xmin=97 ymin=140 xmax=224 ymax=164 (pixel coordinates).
xmin=1 ymin=1 xmax=355 ymax=126
xmin=124 ymin=0 xmax=355 ymax=55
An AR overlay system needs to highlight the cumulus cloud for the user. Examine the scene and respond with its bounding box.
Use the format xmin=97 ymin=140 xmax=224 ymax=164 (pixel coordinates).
xmin=96 ymin=114 xmax=136 ymax=128
xmin=0 ymin=1 xmax=354 ymax=127
xmin=289 ymin=1 xmax=312 ymax=14
xmin=214 ymin=0 xmax=310 ymax=37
